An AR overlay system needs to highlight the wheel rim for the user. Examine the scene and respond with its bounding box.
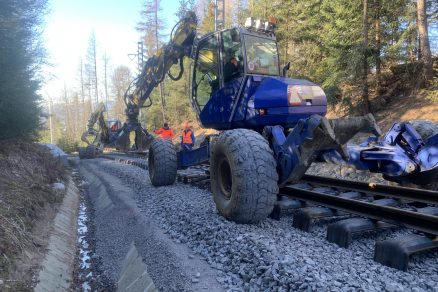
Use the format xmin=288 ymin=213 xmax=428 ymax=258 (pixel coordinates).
xmin=217 ymin=156 xmax=232 ymax=199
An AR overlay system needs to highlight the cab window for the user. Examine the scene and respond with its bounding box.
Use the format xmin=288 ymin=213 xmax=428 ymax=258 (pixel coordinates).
xmin=221 ymin=29 xmax=243 ymax=84
xmin=194 ymin=35 xmax=219 ymax=110
xmin=244 ymin=35 xmax=279 ymax=76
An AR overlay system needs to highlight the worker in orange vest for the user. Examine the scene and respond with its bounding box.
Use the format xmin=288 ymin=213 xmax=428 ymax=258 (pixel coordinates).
xmin=154 ymin=122 xmax=175 ymax=140
xmin=180 ymin=121 xmax=195 ymax=151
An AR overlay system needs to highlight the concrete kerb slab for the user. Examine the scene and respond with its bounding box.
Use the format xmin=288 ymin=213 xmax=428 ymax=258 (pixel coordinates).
xmin=34 ymin=178 xmax=79 ymax=292
xmin=79 ymin=162 xmax=157 ymax=292
xmin=118 ymin=243 xmax=157 ymax=292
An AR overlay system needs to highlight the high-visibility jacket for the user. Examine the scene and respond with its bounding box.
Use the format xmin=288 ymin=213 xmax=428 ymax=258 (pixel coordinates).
xmin=155 ymin=127 xmax=174 ymax=140
xmin=110 ymin=124 xmax=118 ymax=132
xmin=181 ymin=129 xmax=194 ymax=145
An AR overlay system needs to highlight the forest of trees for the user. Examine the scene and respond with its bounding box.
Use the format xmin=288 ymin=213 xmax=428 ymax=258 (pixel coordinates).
xmin=1 ymin=0 xmax=435 ymax=146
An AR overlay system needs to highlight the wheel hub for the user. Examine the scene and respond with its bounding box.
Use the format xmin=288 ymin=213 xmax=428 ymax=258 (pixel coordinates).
xmin=218 ymin=156 xmax=232 ymax=199
xmin=149 ymin=152 xmax=155 ymax=177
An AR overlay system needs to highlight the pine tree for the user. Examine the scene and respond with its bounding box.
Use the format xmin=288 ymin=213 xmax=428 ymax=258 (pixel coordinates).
xmin=0 ymin=0 xmax=48 ymax=140
xmin=137 ymin=0 xmax=167 ymax=122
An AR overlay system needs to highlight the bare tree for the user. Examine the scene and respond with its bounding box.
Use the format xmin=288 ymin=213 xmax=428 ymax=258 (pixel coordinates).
xmin=62 ymin=84 xmax=72 ymax=140
xmin=111 ymin=65 xmax=133 ymax=121
xmin=136 ymin=0 xmax=166 ymax=56
xmin=103 ymin=51 xmax=110 ymax=120
xmin=176 ymin=0 xmax=196 ymax=19
xmin=78 ymin=57 xmax=88 ymax=130
xmin=417 ymin=0 xmax=433 ymax=81
xmin=85 ymin=31 xmax=99 ymax=109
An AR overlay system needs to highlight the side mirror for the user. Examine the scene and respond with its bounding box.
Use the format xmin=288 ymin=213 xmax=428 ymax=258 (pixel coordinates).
xmin=282 ymin=62 xmax=290 ymax=77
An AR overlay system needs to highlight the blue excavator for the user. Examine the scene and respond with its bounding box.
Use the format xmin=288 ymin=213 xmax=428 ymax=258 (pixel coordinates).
xmin=81 ymin=12 xmax=438 ymax=223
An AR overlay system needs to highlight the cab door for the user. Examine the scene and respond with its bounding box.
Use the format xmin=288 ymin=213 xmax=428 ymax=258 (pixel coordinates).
xmin=192 ymin=34 xmax=220 ymax=126
xmin=217 ymin=28 xmax=244 ymax=125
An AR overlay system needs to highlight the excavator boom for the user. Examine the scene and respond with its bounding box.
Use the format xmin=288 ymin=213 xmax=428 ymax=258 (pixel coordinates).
xmin=80 ymin=12 xmax=198 ymax=154
xmin=125 ymin=12 xmax=198 ymax=123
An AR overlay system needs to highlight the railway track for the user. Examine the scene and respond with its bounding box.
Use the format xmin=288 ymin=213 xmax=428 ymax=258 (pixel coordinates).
xmin=101 ymin=153 xmax=438 ymax=271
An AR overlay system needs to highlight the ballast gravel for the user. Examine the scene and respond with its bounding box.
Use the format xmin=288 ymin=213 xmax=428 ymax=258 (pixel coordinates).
xmin=97 ymin=159 xmax=438 ymax=291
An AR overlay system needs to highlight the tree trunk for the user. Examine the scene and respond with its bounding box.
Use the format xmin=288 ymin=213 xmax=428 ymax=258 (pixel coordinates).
xmin=417 ymin=0 xmax=433 ymax=81
xmin=154 ymin=0 xmax=166 ymax=122
xmin=374 ymin=0 xmax=381 ymax=95
xmin=93 ymin=41 xmax=99 ymax=105
xmin=284 ymin=9 xmax=290 ymax=65
xmin=103 ymin=52 xmax=109 ymax=121
xmin=80 ymin=58 xmax=86 ymax=131
xmin=362 ymin=0 xmax=370 ymax=113
xmin=88 ymin=76 xmax=93 ymax=112
xmin=63 ymin=84 xmax=72 ymax=140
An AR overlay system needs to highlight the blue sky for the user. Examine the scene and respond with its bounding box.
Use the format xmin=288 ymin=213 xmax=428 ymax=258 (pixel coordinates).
xmin=43 ymin=0 xmax=180 ymax=99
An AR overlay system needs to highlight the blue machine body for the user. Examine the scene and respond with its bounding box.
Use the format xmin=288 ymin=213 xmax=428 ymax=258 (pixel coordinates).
xmin=198 ymin=76 xmax=327 ymax=130
xmin=177 ymin=26 xmax=438 ymax=186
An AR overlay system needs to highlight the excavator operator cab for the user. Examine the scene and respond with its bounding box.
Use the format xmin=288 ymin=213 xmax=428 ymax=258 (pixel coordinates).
xmin=107 ymin=119 xmax=122 ymax=133
xmin=191 ymin=18 xmax=326 ymax=131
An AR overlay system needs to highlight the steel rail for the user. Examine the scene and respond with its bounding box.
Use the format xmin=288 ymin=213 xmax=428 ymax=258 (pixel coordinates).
xmin=301 ymin=175 xmax=438 ymax=205
xmin=280 ymin=185 xmax=438 ymax=235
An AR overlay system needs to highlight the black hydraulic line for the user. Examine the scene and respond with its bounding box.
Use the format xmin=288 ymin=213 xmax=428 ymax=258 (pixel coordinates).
xmin=301 ymin=175 xmax=438 ymax=205
xmin=281 ymin=185 xmax=438 ymax=235
xmin=168 ymin=57 xmax=184 ymax=81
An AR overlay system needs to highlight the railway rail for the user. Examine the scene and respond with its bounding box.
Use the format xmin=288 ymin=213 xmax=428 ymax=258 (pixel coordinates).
xmin=100 ymin=152 xmax=438 ymax=271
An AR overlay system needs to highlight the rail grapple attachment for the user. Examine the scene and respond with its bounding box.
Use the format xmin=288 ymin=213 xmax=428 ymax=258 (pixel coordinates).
xmin=264 ymin=114 xmax=381 ymax=187
xmin=320 ymin=120 xmax=438 ymax=185
xmin=111 ymin=123 xmax=154 ymax=152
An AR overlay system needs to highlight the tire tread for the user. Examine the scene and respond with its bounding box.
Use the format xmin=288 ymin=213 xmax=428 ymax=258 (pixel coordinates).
xmin=211 ymin=129 xmax=278 ymax=223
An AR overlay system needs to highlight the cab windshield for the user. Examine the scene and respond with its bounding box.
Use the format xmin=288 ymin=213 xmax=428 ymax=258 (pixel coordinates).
xmin=244 ymin=35 xmax=279 ymax=76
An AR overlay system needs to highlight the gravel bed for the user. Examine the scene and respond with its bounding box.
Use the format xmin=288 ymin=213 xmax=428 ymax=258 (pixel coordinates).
xmin=79 ymin=160 xmax=195 ymax=291
xmin=96 ymin=159 xmax=438 ymax=292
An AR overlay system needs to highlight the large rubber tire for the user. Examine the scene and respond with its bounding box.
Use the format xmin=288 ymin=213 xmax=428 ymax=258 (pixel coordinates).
xmin=79 ymin=145 xmax=97 ymax=159
xmin=86 ymin=145 xmax=96 ymax=159
xmin=78 ymin=147 xmax=86 ymax=159
xmin=148 ymin=138 xmax=178 ymax=186
xmin=410 ymin=120 xmax=438 ymax=141
xmin=210 ymin=129 xmax=279 ymax=224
